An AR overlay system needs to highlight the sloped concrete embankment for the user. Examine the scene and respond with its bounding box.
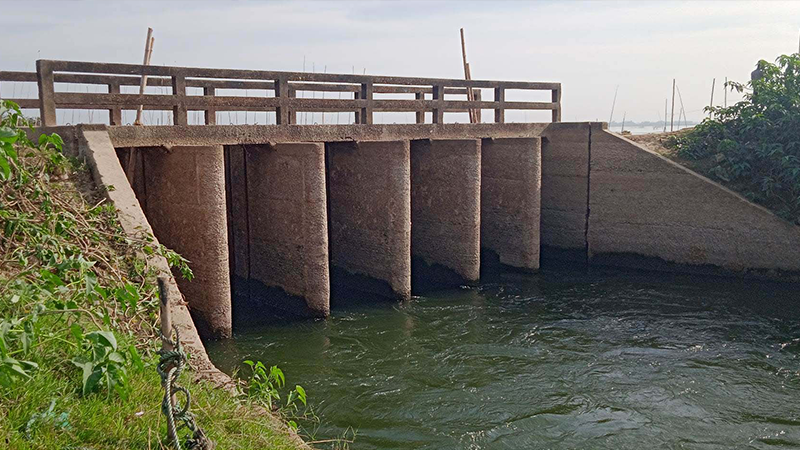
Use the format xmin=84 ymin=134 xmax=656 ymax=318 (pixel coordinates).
xmin=541 ymin=123 xmax=800 ymax=278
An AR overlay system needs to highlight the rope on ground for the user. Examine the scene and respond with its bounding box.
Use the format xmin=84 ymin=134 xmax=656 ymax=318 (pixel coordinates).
xmin=158 ymin=326 xmax=214 ymax=450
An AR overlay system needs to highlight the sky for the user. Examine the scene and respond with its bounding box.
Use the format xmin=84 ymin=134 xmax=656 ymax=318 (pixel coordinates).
xmin=2 ymin=0 xmax=799 ymax=124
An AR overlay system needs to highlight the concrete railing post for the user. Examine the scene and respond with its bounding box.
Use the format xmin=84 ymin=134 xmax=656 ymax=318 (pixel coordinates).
xmin=474 ymin=89 xmax=482 ymax=123
xmin=275 ymin=77 xmax=290 ymax=125
xmin=203 ymin=87 xmax=216 ymax=125
xmin=36 ymin=60 xmax=56 ymax=127
xmin=107 ymin=82 xmax=122 ymax=125
xmin=432 ymin=84 xmax=444 ymax=124
xmin=171 ymin=75 xmax=188 ymax=125
xmin=551 ymin=87 xmax=562 ymax=122
xmin=494 ymin=87 xmax=505 ymax=124
xmin=359 ymin=81 xmax=373 ymax=125
xmin=287 ymin=88 xmax=296 ymax=125
xmin=415 ymin=92 xmax=424 ymax=124
xmin=353 ymin=91 xmax=361 ymax=124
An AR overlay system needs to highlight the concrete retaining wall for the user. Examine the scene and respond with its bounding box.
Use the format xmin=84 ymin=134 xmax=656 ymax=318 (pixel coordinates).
xmin=245 ymin=143 xmax=330 ymax=316
xmin=588 ymin=129 xmax=800 ymax=276
xmin=143 ymin=145 xmax=232 ymax=338
xmin=410 ymin=139 xmax=481 ymax=287
xmin=326 ymin=140 xmax=411 ymax=300
xmin=480 ymin=137 xmax=541 ymax=271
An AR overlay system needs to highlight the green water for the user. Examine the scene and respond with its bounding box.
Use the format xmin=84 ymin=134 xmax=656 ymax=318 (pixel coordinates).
xmin=206 ymin=269 xmax=800 ymax=449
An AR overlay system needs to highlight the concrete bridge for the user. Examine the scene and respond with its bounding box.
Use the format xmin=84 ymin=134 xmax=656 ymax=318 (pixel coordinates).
xmin=4 ymin=61 xmax=800 ymax=340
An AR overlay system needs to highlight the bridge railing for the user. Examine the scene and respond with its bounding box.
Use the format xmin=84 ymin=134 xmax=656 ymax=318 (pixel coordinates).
xmin=1 ymin=60 xmax=561 ymax=126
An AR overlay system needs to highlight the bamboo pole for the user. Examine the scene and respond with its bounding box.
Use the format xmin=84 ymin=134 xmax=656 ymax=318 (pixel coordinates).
xmin=670 ymin=79 xmax=676 ymax=132
xmin=134 ymin=28 xmax=154 ymax=126
xmin=609 ymin=85 xmax=618 ymax=124
xmin=709 ymin=78 xmax=716 ymax=113
xmin=157 ymin=276 xmax=176 ymax=408
xmin=724 ymin=77 xmax=727 ymax=107
xmin=676 ymin=84 xmax=687 ymax=129
xmin=460 ymin=28 xmax=477 ymax=123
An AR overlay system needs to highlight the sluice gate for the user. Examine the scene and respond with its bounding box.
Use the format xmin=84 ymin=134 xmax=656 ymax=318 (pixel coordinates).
xmin=5 ymin=60 xmax=800 ymax=340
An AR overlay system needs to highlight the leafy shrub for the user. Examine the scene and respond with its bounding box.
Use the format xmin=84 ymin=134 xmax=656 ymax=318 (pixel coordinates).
xmin=242 ymin=360 xmax=308 ymax=431
xmin=0 ymin=100 xmax=190 ymax=399
xmin=669 ymin=54 xmax=800 ymax=224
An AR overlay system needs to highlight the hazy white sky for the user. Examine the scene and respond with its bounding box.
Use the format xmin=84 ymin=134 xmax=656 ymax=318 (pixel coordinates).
xmin=2 ymin=0 xmax=799 ymax=123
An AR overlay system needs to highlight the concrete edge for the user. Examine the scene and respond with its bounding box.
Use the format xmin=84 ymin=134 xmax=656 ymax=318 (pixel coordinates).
xmin=74 ymin=126 xmax=310 ymax=448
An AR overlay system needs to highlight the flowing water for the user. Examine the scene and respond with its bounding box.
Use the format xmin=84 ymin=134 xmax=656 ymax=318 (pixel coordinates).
xmin=207 ymin=268 xmax=800 ymax=449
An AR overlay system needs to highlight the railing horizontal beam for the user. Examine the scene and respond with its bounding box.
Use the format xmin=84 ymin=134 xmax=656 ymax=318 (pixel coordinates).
xmin=41 ymin=60 xmax=560 ymax=90
xmin=51 ymin=92 xmax=556 ymax=112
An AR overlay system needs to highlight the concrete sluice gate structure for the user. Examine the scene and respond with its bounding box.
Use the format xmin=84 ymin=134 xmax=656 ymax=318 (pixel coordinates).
xmin=6 ymin=60 xmax=800 ymax=340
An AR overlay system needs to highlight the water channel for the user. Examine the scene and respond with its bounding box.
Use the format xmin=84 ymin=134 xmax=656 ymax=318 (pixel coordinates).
xmin=207 ymin=268 xmax=800 ymax=449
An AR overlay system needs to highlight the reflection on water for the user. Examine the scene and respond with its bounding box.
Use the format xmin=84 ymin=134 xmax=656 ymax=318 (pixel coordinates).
xmin=206 ymin=269 xmax=800 ymax=449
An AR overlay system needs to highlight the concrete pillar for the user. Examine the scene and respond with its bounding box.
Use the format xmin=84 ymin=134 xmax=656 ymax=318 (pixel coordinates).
xmin=480 ymin=137 xmax=541 ymax=271
xmin=143 ymin=145 xmax=232 ymax=339
xmin=540 ymin=123 xmax=591 ymax=264
xmin=326 ymin=140 xmax=411 ymax=300
xmin=410 ymin=139 xmax=481 ymax=288
xmin=245 ymin=143 xmax=330 ymax=317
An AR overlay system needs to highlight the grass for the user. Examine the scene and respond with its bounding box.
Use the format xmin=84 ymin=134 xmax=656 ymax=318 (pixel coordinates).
xmin=0 ymin=100 xmax=307 ymax=449
xmin=1 ymin=365 xmax=302 ymax=450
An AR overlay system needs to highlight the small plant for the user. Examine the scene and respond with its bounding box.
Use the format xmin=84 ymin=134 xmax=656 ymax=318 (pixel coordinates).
xmin=242 ymin=360 xmax=309 ymax=431
xmin=71 ymin=329 xmax=143 ymax=399
xmin=0 ymin=316 xmax=39 ymax=388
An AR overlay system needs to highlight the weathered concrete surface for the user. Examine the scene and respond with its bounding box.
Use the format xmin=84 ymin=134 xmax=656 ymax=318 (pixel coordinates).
xmin=326 ymin=140 xmax=411 ymax=300
xmin=245 ymin=143 xmax=330 ymax=316
xmin=107 ymin=123 xmax=549 ymax=148
xmin=539 ymin=123 xmax=591 ymax=264
xmin=588 ymin=128 xmax=800 ymax=277
xmin=76 ymin=129 xmax=219 ymax=379
xmin=410 ymin=139 xmax=481 ymax=286
xmin=480 ymin=137 xmax=541 ymax=271
xmin=143 ymin=145 xmax=232 ymax=338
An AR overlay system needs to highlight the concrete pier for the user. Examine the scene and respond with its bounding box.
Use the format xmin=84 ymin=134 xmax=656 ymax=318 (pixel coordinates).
xmin=143 ymin=145 xmax=232 ymax=339
xmin=480 ymin=137 xmax=542 ymax=271
xmin=540 ymin=123 xmax=591 ymax=264
xmin=410 ymin=139 xmax=481 ymax=288
xmin=326 ymin=140 xmax=411 ymax=300
xmin=244 ymin=143 xmax=330 ymax=316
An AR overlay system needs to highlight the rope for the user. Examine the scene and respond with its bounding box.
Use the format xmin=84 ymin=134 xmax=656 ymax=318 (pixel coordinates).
xmin=158 ymin=326 xmax=214 ymax=450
